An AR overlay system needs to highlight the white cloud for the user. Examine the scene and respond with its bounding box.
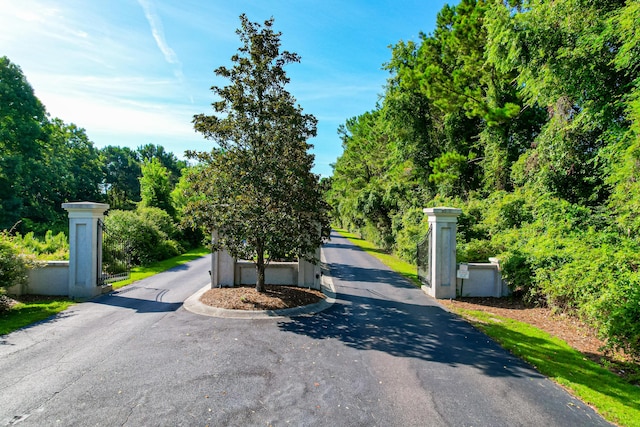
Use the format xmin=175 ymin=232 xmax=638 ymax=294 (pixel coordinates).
xmin=137 ymin=0 xmax=184 ymax=80
xmin=37 ymin=85 xmax=206 ymax=159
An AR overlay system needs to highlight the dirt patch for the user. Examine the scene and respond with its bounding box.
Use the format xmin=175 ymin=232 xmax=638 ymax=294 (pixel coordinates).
xmin=200 ymin=284 xmax=325 ymax=311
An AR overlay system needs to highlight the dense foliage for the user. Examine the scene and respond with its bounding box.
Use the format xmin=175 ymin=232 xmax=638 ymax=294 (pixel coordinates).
xmin=8 ymin=230 xmax=69 ymax=261
xmin=329 ymin=0 xmax=640 ymax=358
xmin=104 ymin=207 xmax=184 ymax=266
xmin=187 ymin=15 xmax=331 ymax=292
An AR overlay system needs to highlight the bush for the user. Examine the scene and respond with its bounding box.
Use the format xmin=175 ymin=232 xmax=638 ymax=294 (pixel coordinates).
xmin=394 ymin=207 xmax=428 ymax=264
xmin=491 ymin=216 xmax=640 ymax=359
xmin=544 ymin=236 xmax=640 ymax=358
xmin=104 ymin=209 xmax=183 ymax=266
xmin=13 ymin=230 xmax=69 ymax=260
xmin=483 ymin=190 xmax=533 ymax=235
xmin=589 ymin=273 xmax=640 ymax=360
xmin=0 ymin=232 xmax=36 ymax=304
xmin=137 ymin=207 xmax=178 ymax=239
xmin=459 ymin=238 xmax=503 ymax=263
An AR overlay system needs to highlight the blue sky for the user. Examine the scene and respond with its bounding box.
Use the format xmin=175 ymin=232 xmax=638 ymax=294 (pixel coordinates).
xmin=1 ymin=0 xmax=449 ymax=177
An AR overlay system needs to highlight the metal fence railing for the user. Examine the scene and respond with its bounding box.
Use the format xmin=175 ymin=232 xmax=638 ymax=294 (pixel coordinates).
xmin=97 ymin=219 xmax=131 ymax=286
xmin=417 ymin=225 xmax=432 ymax=287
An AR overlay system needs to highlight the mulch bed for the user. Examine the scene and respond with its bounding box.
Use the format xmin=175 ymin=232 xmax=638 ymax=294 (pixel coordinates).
xmin=200 ymin=284 xmax=325 ymax=311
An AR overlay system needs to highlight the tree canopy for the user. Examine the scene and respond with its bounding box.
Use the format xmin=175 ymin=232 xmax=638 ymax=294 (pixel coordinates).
xmin=0 ymin=56 xmax=48 ymax=229
xmin=186 ymin=14 xmax=330 ymax=292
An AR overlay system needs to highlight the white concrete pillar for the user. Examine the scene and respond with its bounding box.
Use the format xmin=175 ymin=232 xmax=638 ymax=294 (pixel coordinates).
xmin=62 ymin=202 xmax=109 ymax=299
xmin=298 ymin=246 xmax=321 ymax=290
xmin=210 ymin=230 xmax=235 ymax=288
xmin=423 ymin=207 xmax=462 ymax=299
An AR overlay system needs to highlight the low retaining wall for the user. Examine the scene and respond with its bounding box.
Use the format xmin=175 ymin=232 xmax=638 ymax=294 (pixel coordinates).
xmin=233 ymin=259 xmax=321 ymax=290
xmin=455 ymin=260 xmax=510 ymax=298
xmin=7 ymin=261 xmax=70 ymax=296
xmin=236 ymin=261 xmax=298 ymax=286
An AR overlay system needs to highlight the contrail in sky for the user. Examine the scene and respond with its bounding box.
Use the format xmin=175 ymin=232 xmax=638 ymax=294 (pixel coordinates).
xmin=137 ymin=0 xmax=184 ymax=80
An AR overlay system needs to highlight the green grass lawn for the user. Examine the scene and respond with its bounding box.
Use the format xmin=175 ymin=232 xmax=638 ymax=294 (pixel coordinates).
xmin=333 ymin=228 xmax=640 ymax=427
xmin=457 ymin=309 xmax=640 ymax=427
xmin=1 ymin=247 xmax=210 ymax=336
xmin=0 ymin=298 xmax=75 ymax=336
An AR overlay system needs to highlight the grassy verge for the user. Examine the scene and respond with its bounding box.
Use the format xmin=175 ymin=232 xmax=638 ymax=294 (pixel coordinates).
xmin=111 ymin=246 xmax=210 ymax=289
xmin=455 ymin=309 xmax=640 ymax=427
xmin=0 ymin=298 xmax=74 ymax=336
xmin=333 ymin=228 xmax=640 ymax=427
xmin=333 ymin=228 xmax=421 ymax=287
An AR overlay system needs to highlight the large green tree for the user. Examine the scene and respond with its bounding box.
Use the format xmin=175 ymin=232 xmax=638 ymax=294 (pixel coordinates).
xmin=0 ymin=57 xmax=47 ymax=229
xmin=136 ymin=143 xmax=186 ymax=186
xmin=23 ymin=119 xmax=103 ymax=230
xmin=139 ymin=157 xmax=174 ymax=216
xmin=1 ymin=57 xmax=104 ymax=231
xmin=101 ymin=145 xmax=142 ymax=210
xmin=187 ymin=14 xmax=330 ymax=292
xmin=486 ymin=0 xmax=631 ymax=204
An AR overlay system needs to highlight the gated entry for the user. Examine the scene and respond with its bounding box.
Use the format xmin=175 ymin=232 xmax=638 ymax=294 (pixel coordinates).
xmin=417 ymin=225 xmax=432 ymax=287
xmin=97 ymin=219 xmax=131 ymax=286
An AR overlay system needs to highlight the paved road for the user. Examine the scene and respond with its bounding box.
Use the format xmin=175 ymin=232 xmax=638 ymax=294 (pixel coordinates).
xmin=0 ymin=232 xmax=609 ymax=426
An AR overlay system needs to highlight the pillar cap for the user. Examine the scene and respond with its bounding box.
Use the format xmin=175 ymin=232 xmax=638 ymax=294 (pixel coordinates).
xmin=423 ymin=207 xmax=462 ymax=216
xmin=62 ymin=202 xmax=110 ymax=211
xmin=62 ymin=202 xmax=109 ymax=218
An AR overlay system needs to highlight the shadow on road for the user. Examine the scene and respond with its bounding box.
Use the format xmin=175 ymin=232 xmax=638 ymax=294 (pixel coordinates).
xmin=323 ymin=240 xmax=389 ymax=256
xmin=279 ymin=260 xmax=544 ymax=380
xmin=92 ymin=292 xmax=182 ymax=313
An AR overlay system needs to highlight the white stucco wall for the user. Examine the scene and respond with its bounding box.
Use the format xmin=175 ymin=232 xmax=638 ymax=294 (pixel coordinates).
xmin=455 ymin=262 xmax=510 ymax=298
xmin=235 ymin=261 xmax=298 ymax=286
xmin=7 ymin=261 xmax=70 ymax=296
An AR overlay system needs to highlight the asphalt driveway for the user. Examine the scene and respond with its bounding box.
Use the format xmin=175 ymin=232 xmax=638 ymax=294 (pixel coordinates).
xmin=0 ymin=231 xmax=610 ymax=426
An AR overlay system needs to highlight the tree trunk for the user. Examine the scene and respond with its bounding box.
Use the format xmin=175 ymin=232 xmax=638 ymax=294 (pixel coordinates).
xmin=256 ymin=247 xmax=266 ymax=293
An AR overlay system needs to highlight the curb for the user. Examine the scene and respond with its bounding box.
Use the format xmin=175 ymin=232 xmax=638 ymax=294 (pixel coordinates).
xmin=183 ymin=251 xmax=336 ymax=319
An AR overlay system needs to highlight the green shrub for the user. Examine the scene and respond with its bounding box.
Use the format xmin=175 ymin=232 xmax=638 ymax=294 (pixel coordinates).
xmin=589 ymin=272 xmax=640 ymax=359
xmin=13 ymin=230 xmax=69 ymax=260
xmin=483 ymin=190 xmax=533 ymax=235
xmin=456 ymin=196 xmax=489 ymax=243
xmin=544 ymin=236 xmax=640 ymax=358
xmin=492 ymin=220 xmax=640 ymax=359
xmin=104 ymin=209 xmax=183 ymax=266
xmin=137 ymin=206 xmax=178 ymax=239
xmin=394 ymin=207 xmax=427 ymax=264
xmin=499 ymin=249 xmax=536 ymax=297
xmin=459 ymin=238 xmax=503 ymax=263
xmin=0 ymin=232 xmax=36 ymax=303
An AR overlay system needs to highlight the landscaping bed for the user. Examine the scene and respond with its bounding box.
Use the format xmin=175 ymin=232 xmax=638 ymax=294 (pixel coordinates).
xmin=200 ymin=284 xmax=325 ymax=311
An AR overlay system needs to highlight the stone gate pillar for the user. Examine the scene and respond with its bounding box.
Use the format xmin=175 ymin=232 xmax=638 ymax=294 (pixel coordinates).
xmin=423 ymin=207 xmax=462 ymax=299
xmin=298 ymin=245 xmax=322 ymax=290
xmin=210 ymin=230 xmax=235 ymax=288
xmin=62 ymin=202 xmax=109 ymax=299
